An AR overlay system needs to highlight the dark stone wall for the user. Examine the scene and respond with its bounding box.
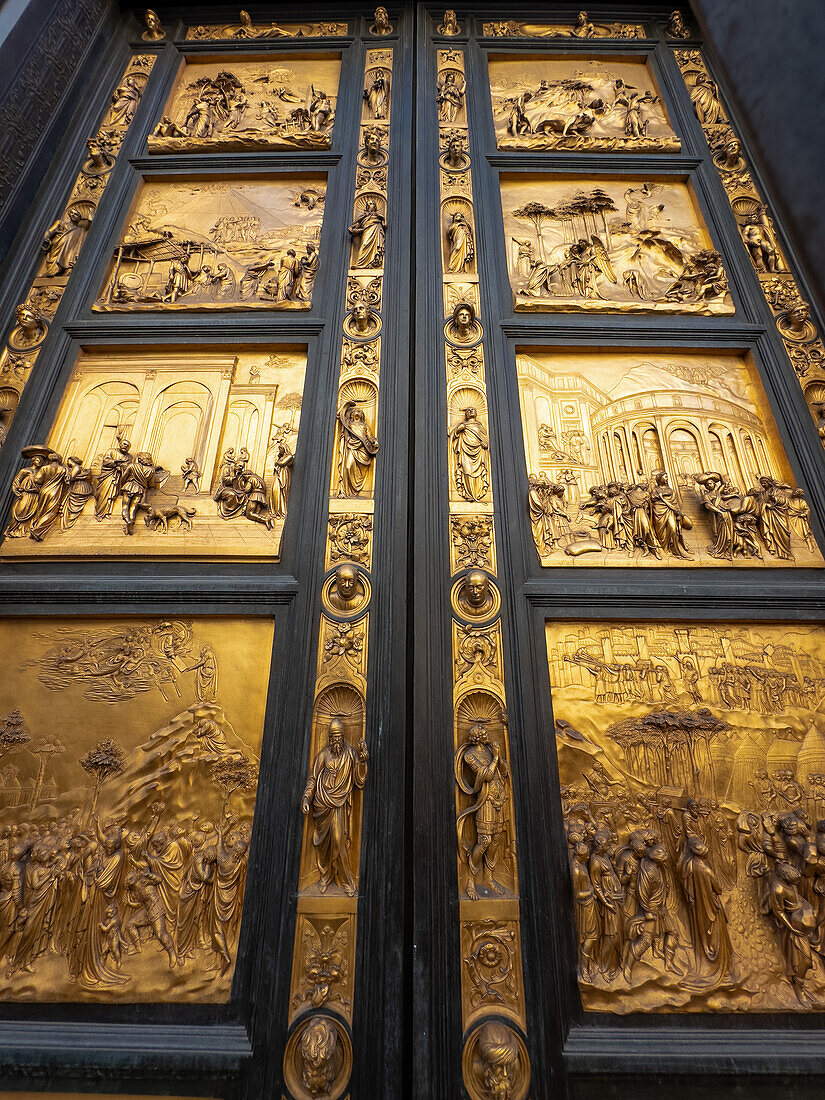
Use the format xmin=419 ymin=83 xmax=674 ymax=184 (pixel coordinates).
xmin=693 ymin=0 xmax=825 ymax=313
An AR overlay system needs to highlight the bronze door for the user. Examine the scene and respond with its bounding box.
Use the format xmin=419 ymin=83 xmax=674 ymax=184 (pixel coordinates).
xmin=0 ymin=4 xmax=823 ymax=1099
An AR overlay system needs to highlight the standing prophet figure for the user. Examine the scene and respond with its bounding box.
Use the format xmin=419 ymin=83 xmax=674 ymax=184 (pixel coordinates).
xmin=449 ymin=407 xmax=489 ymax=501
xmin=446 ymin=211 xmax=474 ymax=273
xmin=348 ymin=198 xmax=386 ymax=268
xmin=301 ymin=718 xmax=369 ymax=895
xmin=455 ymin=723 xmax=510 ymax=899
xmin=363 ymin=68 xmax=390 ymax=119
xmin=337 ymin=400 xmax=379 ymax=496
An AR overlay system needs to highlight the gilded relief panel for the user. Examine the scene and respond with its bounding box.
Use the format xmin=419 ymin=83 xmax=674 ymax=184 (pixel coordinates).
xmin=149 ymin=55 xmax=341 ymax=153
xmin=500 ymin=175 xmax=734 ymax=314
xmin=483 ymin=15 xmax=645 ymax=39
xmin=489 ymin=55 xmax=679 ymax=153
xmin=186 ymin=16 xmax=347 ymax=40
xmin=547 ymin=619 xmax=825 ymax=1011
xmin=95 ymin=177 xmax=325 ymax=312
xmin=518 ymin=348 xmax=821 ymax=567
xmin=1 ymin=346 xmax=306 ymax=560
xmin=0 ymin=615 xmax=273 ymax=1001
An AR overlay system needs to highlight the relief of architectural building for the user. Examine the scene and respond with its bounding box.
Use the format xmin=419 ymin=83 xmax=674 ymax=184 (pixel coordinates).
xmin=548 ymin=620 xmax=825 ymax=1012
xmin=2 ymin=348 xmax=306 ymax=559
xmin=518 ymin=348 xmax=821 ymax=567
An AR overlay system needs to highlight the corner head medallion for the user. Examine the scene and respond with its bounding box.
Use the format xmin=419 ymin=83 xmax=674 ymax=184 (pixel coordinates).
xmin=440 ymin=133 xmax=470 ymax=172
xmin=462 ymin=1019 xmax=531 ymax=1100
xmin=445 ymin=301 xmax=482 ymax=347
xmin=358 ymin=127 xmax=388 ymax=168
xmin=369 ymin=6 xmax=393 ymax=35
xmin=666 ymin=9 xmax=691 ymax=38
xmin=438 ymin=9 xmax=461 ymax=36
xmin=322 ymin=563 xmax=371 ymax=617
xmin=343 ymin=302 xmax=382 ymax=341
xmin=283 ymin=1012 xmax=352 ymax=1100
xmin=9 ymin=304 xmax=48 ymax=352
xmin=452 ymin=570 xmax=501 ymax=622
xmin=142 ymin=8 xmax=166 ymax=40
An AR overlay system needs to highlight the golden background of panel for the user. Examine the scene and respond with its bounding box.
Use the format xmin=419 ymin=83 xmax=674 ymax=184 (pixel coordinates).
xmin=501 ymin=173 xmax=734 ymax=315
xmin=149 ymin=54 xmax=341 ymax=153
xmin=0 ymin=615 xmax=273 ymax=1002
xmin=94 ymin=176 xmax=325 ymax=313
xmin=2 ymin=347 xmax=307 ymax=561
xmin=517 ymin=347 xmax=822 ymax=567
xmin=548 ymin=619 xmax=825 ymax=1012
xmin=489 ymin=54 xmax=679 ymax=153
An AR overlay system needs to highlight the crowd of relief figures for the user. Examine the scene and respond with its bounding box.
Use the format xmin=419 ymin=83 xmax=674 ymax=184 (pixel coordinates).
xmin=501 ymin=177 xmax=733 ymax=314
xmin=2 ymin=350 xmax=305 ymax=559
xmin=489 ymin=56 xmax=679 ymax=153
xmin=0 ymin=616 xmax=272 ymax=1001
xmin=547 ymin=621 xmax=825 ymax=1012
xmin=518 ymin=349 xmax=821 ymax=567
xmin=149 ymin=56 xmax=340 ymax=153
xmin=96 ymin=179 xmax=324 ymax=312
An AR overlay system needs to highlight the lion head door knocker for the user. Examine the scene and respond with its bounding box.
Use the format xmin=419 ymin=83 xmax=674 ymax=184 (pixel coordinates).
xmin=462 ymin=1020 xmax=531 ymax=1100
xmin=322 ymin=563 xmax=371 ymax=617
xmin=452 ymin=569 xmax=501 ymax=622
xmin=445 ymin=301 xmax=482 ymax=347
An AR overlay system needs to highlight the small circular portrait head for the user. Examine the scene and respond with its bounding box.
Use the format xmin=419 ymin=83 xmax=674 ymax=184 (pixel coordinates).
xmin=462 ymin=1019 xmax=530 ymax=1100
xmin=452 ymin=569 xmax=501 ymax=622
xmin=344 ymin=302 xmax=382 ymax=341
xmin=445 ymin=300 xmax=482 ymax=347
xmin=322 ymin=563 xmax=371 ymax=617
xmin=142 ymin=8 xmax=165 ymax=39
xmin=370 ymin=6 xmax=393 ymax=35
xmin=283 ymin=1013 xmax=352 ymax=1100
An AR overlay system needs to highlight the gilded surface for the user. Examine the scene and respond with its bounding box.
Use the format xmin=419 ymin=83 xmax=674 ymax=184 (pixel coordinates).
xmin=149 ymin=55 xmax=341 ymax=153
xmin=0 ymin=53 xmax=156 ymax=450
xmin=674 ymin=49 xmax=825 ymax=451
xmin=285 ymin=47 xmax=394 ymax=1089
xmin=0 ymin=616 xmax=273 ymax=1002
xmin=2 ymin=347 xmax=307 ymax=560
xmin=501 ymin=175 xmax=734 ymax=314
xmin=186 ymin=16 xmax=347 ymax=40
xmin=95 ymin=177 xmax=325 ymax=312
xmin=548 ymin=619 xmax=825 ymax=1011
xmin=517 ymin=348 xmax=821 ymax=567
xmin=482 ymin=14 xmax=645 ymax=39
xmin=489 ymin=55 xmax=679 ymax=153
xmin=437 ymin=48 xmax=528 ymax=1075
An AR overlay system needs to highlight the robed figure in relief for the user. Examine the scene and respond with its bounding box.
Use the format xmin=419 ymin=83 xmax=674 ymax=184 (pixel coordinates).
xmin=337 ymin=401 xmax=379 ymax=496
xmin=449 ymin=407 xmax=489 ymax=501
xmin=349 ymin=199 xmax=386 ymax=269
xmin=446 ymin=212 xmax=474 ymax=273
xmin=302 ymin=718 xmax=369 ymax=895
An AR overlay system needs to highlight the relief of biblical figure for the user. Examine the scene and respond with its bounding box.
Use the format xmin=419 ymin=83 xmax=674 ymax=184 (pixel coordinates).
xmin=349 ymin=199 xmax=386 ymax=269
xmin=302 ymin=719 xmax=369 ymax=895
xmin=449 ymin=408 xmax=489 ymax=501
xmin=446 ymin=212 xmax=475 ymax=273
xmin=456 ymin=724 xmax=511 ymax=900
xmin=336 ymin=401 xmax=380 ymax=497
xmin=148 ymin=58 xmax=341 ymax=154
xmin=502 ymin=177 xmax=733 ymax=315
xmin=489 ymin=56 xmax=679 ymax=153
xmin=548 ymin=619 xmax=825 ymax=1011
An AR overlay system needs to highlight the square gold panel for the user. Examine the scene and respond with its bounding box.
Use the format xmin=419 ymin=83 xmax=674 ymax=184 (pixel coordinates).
xmin=488 ymin=54 xmax=679 ymax=153
xmin=94 ymin=176 xmax=325 ymax=312
xmin=0 ymin=615 xmax=274 ymax=1002
xmin=547 ymin=619 xmax=825 ymax=1012
xmin=1 ymin=346 xmax=307 ymax=560
xmin=518 ymin=347 xmax=822 ymax=568
xmin=148 ymin=54 xmax=341 ymax=153
xmin=501 ymin=174 xmax=734 ymax=314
